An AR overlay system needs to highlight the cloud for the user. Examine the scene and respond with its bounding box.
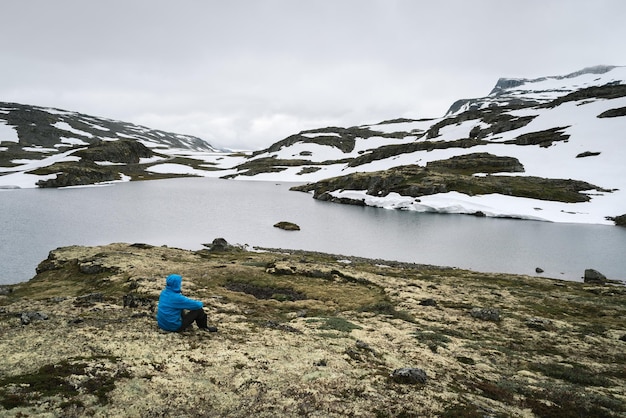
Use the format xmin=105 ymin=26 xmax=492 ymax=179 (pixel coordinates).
xmin=1 ymin=0 xmax=625 ymax=150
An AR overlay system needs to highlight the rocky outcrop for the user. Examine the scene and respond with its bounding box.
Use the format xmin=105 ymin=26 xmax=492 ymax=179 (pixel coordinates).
xmin=292 ymin=161 xmax=607 ymax=204
xmin=584 ymin=269 xmax=608 ymax=284
xmin=258 ymin=126 xmax=398 ymax=156
xmin=74 ymin=139 xmax=153 ymax=163
xmin=576 ymin=151 xmax=602 ymax=158
xmin=390 ymin=367 xmax=428 ymax=384
xmin=32 ymin=139 xmax=157 ymax=188
xmin=273 ymin=221 xmax=301 ymax=231
xmin=505 ymin=127 xmax=570 ymax=148
xmin=470 ymin=307 xmax=501 ymax=322
xmin=201 ymin=237 xmax=232 ymax=252
xmin=610 ymin=214 xmax=626 ymax=226
xmin=598 ymin=106 xmax=626 ymax=118
xmin=34 ymin=161 xmax=121 ymax=188
xmin=425 ymin=152 xmax=524 ymax=174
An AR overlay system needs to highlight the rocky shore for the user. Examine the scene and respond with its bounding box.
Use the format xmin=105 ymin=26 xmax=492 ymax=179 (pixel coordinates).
xmin=0 ymin=242 xmax=625 ymax=417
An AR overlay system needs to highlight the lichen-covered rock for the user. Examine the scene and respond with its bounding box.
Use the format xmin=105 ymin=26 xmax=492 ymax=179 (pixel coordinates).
xmin=391 ymin=367 xmax=428 ymax=384
xmin=470 ymin=307 xmax=501 ymax=322
xmin=20 ymin=311 xmax=49 ymax=325
xmin=526 ymin=317 xmax=555 ymax=331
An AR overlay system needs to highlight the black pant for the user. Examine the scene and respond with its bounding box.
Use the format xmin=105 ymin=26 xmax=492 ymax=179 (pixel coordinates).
xmin=177 ymin=309 xmax=208 ymax=332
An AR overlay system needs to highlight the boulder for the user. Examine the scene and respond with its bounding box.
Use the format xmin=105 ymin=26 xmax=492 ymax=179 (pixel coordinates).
xmin=274 ymin=221 xmax=300 ymax=231
xmin=20 ymin=311 xmax=49 ymax=325
xmin=123 ymin=294 xmax=155 ymax=311
xmin=584 ymin=269 xmax=607 ymax=284
xmin=202 ymin=237 xmax=230 ymax=252
xmin=391 ymin=368 xmax=428 ymax=384
xmin=526 ymin=317 xmax=554 ymax=331
xmin=419 ymin=298 xmax=438 ymax=307
xmin=470 ymin=307 xmax=501 ymax=322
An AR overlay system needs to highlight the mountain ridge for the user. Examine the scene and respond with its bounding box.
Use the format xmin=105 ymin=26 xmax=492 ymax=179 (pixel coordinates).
xmin=1 ymin=66 xmax=625 ymax=225
xmin=0 ymin=102 xmax=221 ymax=188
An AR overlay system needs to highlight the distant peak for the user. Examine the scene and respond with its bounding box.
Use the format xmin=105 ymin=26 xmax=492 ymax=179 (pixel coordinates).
xmin=491 ymin=65 xmax=620 ymax=94
xmin=564 ymin=65 xmax=618 ymax=77
xmin=447 ymin=65 xmax=625 ymax=116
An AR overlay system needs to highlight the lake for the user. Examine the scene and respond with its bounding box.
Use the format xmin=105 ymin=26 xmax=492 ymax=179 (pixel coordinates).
xmin=1 ymin=177 xmax=625 ymax=285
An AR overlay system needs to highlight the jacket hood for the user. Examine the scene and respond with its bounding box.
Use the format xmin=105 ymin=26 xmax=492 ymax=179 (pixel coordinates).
xmin=165 ymin=274 xmax=182 ymax=292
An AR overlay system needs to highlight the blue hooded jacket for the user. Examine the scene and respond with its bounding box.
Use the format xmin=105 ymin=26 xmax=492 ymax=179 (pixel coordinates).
xmin=156 ymin=274 xmax=203 ymax=331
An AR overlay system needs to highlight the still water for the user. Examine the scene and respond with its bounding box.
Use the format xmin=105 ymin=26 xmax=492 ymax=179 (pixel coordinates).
xmin=1 ymin=177 xmax=625 ymax=285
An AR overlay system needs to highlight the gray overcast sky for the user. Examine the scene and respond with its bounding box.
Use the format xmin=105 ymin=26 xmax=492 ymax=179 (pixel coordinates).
xmin=2 ymin=0 xmax=625 ymax=150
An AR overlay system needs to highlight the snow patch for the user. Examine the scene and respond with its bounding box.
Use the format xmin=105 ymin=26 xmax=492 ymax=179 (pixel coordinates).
xmin=0 ymin=121 xmax=19 ymax=143
xmin=146 ymin=163 xmax=209 ymax=176
xmin=59 ymin=137 xmax=90 ymax=146
xmin=52 ymin=122 xmax=94 ymax=138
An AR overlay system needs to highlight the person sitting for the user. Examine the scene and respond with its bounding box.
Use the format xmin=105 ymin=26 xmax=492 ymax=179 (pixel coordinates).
xmin=156 ymin=274 xmax=217 ymax=333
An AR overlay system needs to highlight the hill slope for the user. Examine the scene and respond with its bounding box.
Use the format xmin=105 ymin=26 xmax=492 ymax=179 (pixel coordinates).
xmin=0 ymin=242 xmax=624 ymax=416
xmin=0 ymin=103 xmax=227 ymax=188
xmin=229 ymin=66 xmax=626 ymax=225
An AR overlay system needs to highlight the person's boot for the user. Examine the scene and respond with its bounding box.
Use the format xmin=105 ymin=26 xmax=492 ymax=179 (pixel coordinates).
xmin=200 ymin=326 xmax=218 ymax=332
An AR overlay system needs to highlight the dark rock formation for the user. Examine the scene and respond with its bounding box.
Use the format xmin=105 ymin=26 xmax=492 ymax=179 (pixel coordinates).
xmin=74 ymin=139 xmax=153 ymax=163
xmin=610 ymin=214 xmax=626 ymax=226
xmin=584 ymin=269 xmax=607 ymax=284
xmin=505 ymin=127 xmax=570 ymax=148
xmin=544 ymin=83 xmax=626 ymax=108
xmin=256 ymin=126 xmax=393 ymax=156
xmin=202 ymin=237 xmax=231 ymax=252
xmin=525 ymin=317 xmax=555 ymax=331
xmin=36 ymin=251 xmax=69 ymax=273
xmin=291 ymin=163 xmax=607 ymax=204
xmin=576 ymin=151 xmax=601 ymax=158
xmin=390 ymin=367 xmax=428 ymax=384
xmin=470 ymin=307 xmax=501 ymax=322
xmin=20 ymin=311 xmax=49 ymax=325
xmin=35 ymin=161 xmax=120 ymax=188
xmin=425 ymin=152 xmax=524 ymax=174
xmin=78 ymin=260 xmax=115 ymax=275
xmin=274 ymin=221 xmax=300 ymax=231
xmin=122 ymin=294 xmax=155 ymax=311
xmin=597 ymin=106 xmax=626 ymax=118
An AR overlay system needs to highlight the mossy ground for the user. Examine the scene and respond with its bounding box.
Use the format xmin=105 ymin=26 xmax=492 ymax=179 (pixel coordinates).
xmin=0 ymin=243 xmax=624 ymax=417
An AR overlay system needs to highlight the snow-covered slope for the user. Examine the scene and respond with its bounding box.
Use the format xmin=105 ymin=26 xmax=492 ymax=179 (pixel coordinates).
xmin=446 ymin=65 xmax=622 ymax=115
xmin=231 ymin=66 xmax=626 ymax=225
xmin=0 ymin=103 xmax=234 ymax=188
